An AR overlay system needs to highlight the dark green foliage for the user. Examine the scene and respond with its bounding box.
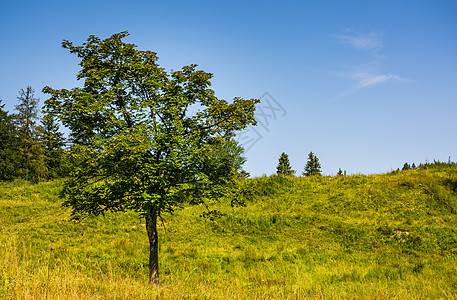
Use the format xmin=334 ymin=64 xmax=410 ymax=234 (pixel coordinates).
xmin=402 ymin=162 xmax=411 ymax=171
xmin=276 ymin=152 xmax=295 ymax=176
xmin=302 ymin=151 xmax=322 ymax=176
xmin=43 ymin=31 xmax=258 ymax=218
xmin=443 ymin=177 xmax=457 ymax=194
xmin=418 ymin=160 xmax=455 ymax=170
xmin=202 ymin=139 xmax=247 ymax=182
xmin=0 ymin=100 xmax=19 ymax=181
xmin=239 ymin=170 xmax=250 ymax=178
xmin=43 ymin=31 xmax=259 ymax=283
xmin=337 ymin=168 xmax=344 ymax=176
xmin=14 ymin=87 xmax=47 ymax=182
xmin=40 ymin=115 xmax=66 ymax=178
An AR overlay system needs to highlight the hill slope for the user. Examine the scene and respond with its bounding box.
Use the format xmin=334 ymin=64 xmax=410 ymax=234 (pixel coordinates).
xmin=1 ymin=165 xmax=457 ymax=299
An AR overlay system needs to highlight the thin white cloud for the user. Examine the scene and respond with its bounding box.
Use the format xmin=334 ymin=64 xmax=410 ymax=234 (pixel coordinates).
xmin=335 ymin=31 xmax=384 ymax=53
xmin=352 ymin=72 xmax=402 ymax=88
xmin=331 ymin=69 xmax=410 ymax=100
xmin=330 ymin=30 xmax=411 ymax=98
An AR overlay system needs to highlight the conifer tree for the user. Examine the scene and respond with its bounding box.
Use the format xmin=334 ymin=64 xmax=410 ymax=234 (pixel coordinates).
xmin=337 ymin=168 xmax=343 ymax=176
xmin=302 ymin=152 xmax=321 ymax=176
xmin=40 ymin=115 xmax=66 ymax=178
xmin=276 ymin=152 xmax=295 ymax=176
xmin=0 ymin=99 xmax=19 ymax=181
xmin=14 ymin=87 xmax=47 ymax=182
xmin=402 ymin=162 xmax=411 ymax=171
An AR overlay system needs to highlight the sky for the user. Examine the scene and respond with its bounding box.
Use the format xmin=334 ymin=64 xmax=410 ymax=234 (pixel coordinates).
xmin=1 ymin=0 xmax=456 ymax=177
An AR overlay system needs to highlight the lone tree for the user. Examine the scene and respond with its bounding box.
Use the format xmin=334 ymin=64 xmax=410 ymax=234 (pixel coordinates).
xmin=302 ymin=152 xmax=322 ymax=176
xmin=43 ymin=32 xmax=258 ymax=285
xmin=276 ymin=152 xmax=295 ymax=176
xmin=336 ymin=168 xmax=343 ymax=176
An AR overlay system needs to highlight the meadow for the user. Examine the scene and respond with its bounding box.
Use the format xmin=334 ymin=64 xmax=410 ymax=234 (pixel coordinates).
xmin=1 ymin=164 xmax=457 ymax=299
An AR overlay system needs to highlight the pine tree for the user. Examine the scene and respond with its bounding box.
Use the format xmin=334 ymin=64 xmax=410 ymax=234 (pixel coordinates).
xmin=337 ymin=168 xmax=343 ymax=176
xmin=14 ymin=86 xmax=47 ymax=182
xmin=276 ymin=152 xmax=295 ymax=176
xmin=0 ymin=99 xmax=19 ymax=181
xmin=302 ymin=152 xmax=321 ymax=176
xmin=402 ymin=162 xmax=411 ymax=171
xmin=40 ymin=115 xmax=66 ymax=178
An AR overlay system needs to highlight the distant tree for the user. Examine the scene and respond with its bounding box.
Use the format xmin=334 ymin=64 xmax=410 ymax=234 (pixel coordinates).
xmin=14 ymin=87 xmax=47 ymax=182
xmin=402 ymin=162 xmax=411 ymax=171
xmin=43 ymin=32 xmax=259 ymax=285
xmin=411 ymin=163 xmax=416 ymax=169
xmin=213 ymin=139 xmax=247 ymax=173
xmin=276 ymin=152 xmax=295 ymax=176
xmin=40 ymin=115 xmax=66 ymax=178
xmin=302 ymin=152 xmax=321 ymax=176
xmin=336 ymin=168 xmax=343 ymax=176
xmin=0 ymin=99 xmax=19 ymax=181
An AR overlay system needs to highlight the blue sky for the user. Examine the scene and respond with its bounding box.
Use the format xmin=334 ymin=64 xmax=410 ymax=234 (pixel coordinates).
xmin=1 ymin=0 xmax=456 ymax=176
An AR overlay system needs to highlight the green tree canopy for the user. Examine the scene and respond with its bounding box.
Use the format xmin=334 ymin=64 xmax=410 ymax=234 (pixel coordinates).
xmin=43 ymin=31 xmax=259 ymax=285
xmin=302 ymin=152 xmax=322 ymax=176
xmin=276 ymin=152 xmax=295 ymax=176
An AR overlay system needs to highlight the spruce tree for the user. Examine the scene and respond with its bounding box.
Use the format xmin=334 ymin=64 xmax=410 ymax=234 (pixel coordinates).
xmin=14 ymin=86 xmax=47 ymax=182
xmin=302 ymin=152 xmax=322 ymax=176
xmin=40 ymin=115 xmax=66 ymax=178
xmin=402 ymin=162 xmax=411 ymax=171
xmin=276 ymin=152 xmax=295 ymax=176
xmin=0 ymin=99 xmax=19 ymax=181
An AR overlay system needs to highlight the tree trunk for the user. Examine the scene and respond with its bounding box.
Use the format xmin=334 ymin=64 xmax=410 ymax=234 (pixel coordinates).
xmin=146 ymin=206 xmax=159 ymax=286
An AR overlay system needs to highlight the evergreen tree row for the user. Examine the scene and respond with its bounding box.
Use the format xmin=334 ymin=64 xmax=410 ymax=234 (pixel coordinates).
xmin=276 ymin=151 xmax=327 ymax=177
xmin=0 ymin=87 xmax=66 ymax=182
xmin=276 ymin=153 xmax=454 ymax=177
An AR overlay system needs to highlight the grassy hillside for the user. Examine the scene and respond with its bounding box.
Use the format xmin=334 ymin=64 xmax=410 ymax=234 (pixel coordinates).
xmin=1 ymin=165 xmax=457 ymax=299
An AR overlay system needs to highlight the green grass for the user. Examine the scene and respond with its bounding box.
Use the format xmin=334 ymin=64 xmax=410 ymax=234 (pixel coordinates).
xmin=1 ymin=165 xmax=457 ymax=299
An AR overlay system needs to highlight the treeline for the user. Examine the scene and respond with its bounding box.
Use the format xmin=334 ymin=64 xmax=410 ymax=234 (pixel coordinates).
xmin=275 ymin=152 xmax=455 ymax=177
xmin=0 ymin=86 xmax=66 ymax=182
xmin=389 ymin=159 xmax=456 ymax=174
xmin=2 ymin=87 xmax=453 ymax=183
